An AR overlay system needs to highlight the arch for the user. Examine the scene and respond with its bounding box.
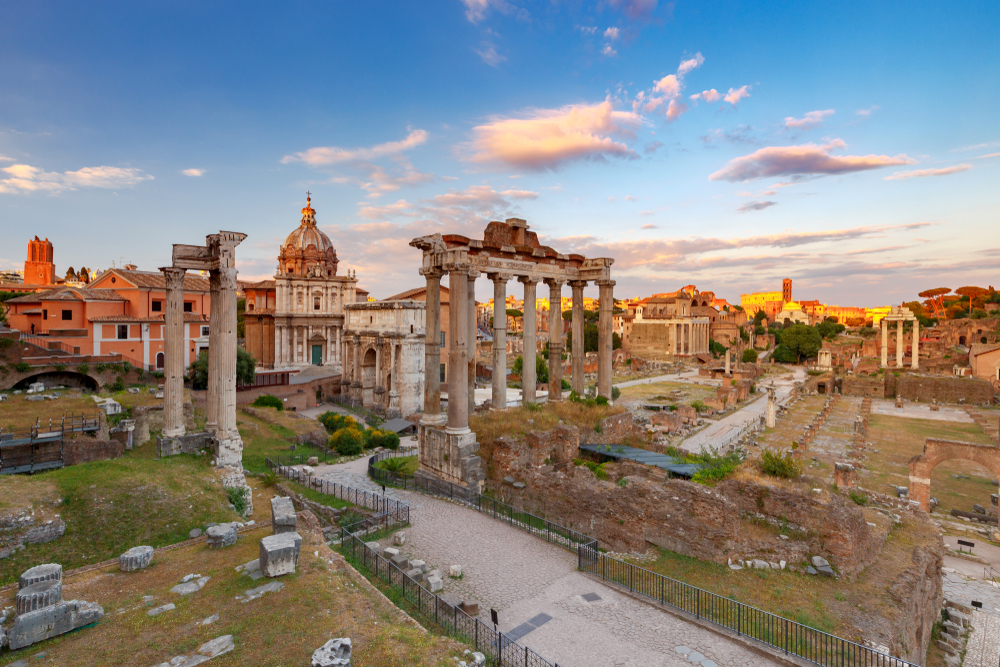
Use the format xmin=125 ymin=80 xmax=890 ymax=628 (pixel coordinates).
xmin=959 ymin=335 xmax=967 ymax=346
xmin=156 ymin=352 xmax=165 ymax=369
xmin=908 ymin=438 xmax=1000 ymax=511
xmin=361 ymin=347 xmax=377 ymax=407
xmin=11 ymin=371 xmax=99 ymax=392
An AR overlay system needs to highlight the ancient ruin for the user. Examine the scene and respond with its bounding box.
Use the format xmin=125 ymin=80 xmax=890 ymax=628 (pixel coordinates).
xmin=881 ymin=305 xmax=919 ymax=369
xmin=908 ymin=438 xmax=1000 ymax=511
xmin=158 ymin=231 xmax=247 ymax=467
xmin=409 ymin=218 xmax=614 ymax=494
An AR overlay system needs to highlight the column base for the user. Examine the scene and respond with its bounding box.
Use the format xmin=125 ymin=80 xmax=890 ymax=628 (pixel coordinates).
xmin=162 ymin=426 xmax=186 ymax=439
xmin=417 ymin=421 xmax=484 ymax=496
xmin=157 ymin=432 xmax=212 ymax=458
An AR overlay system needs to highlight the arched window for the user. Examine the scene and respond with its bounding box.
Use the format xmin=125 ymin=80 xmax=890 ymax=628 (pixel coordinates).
xmin=156 ymin=352 xmax=164 ymax=369
xmin=248 ymin=302 xmax=255 ymax=311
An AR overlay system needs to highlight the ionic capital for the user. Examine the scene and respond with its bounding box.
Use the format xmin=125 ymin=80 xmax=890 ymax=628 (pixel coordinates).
xmin=544 ymin=278 xmax=566 ymax=289
xmin=596 ymin=279 xmax=616 ymax=288
xmin=160 ymin=267 xmax=186 ymax=291
xmin=517 ymin=275 xmax=540 ymax=285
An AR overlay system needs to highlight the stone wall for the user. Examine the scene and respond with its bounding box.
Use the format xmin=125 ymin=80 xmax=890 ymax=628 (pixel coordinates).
xmin=584 ymin=412 xmax=645 ymax=445
xmin=896 ymin=375 xmax=994 ymax=405
xmin=64 ymin=438 xmax=124 ymax=466
xmin=416 ymin=422 xmax=484 ymax=493
xmin=842 ymin=376 xmax=885 ymax=398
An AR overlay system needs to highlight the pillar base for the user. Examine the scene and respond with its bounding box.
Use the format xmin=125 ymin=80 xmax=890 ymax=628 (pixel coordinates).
xmin=213 ymin=430 xmax=244 ymax=468
xmin=162 ymin=426 xmax=186 ymax=439
xmin=417 ymin=422 xmax=484 ymax=496
xmin=157 ymin=432 xmax=213 ymax=458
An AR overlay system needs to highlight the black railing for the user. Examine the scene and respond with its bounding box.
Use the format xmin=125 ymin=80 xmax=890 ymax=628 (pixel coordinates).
xmin=237 ymin=370 xmax=291 ymax=391
xmin=578 ymin=543 xmax=919 ymax=667
xmin=339 ymin=526 xmax=557 ymax=667
xmin=265 ymin=457 xmax=409 ymax=521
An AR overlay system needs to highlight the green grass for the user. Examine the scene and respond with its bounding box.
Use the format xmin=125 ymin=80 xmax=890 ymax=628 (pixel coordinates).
xmin=238 ymin=414 xmax=328 ymax=474
xmin=283 ymin=478 xmax=353 ymax=511
xmin=374 ymin=455 xmax=419 ymax=476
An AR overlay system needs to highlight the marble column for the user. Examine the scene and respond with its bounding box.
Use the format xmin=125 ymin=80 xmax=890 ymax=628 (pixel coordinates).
xmin=520 ymin=277 xmax=538 ymax=405
xmin=597 ymin=280 xmax=615 ymax=400
xmin=896 ymin=319 xmax=904 ymax=368
xmin=375 ymin=337 xmax=382 ymax=408
xmin=881 ymin=318 xmax=888 ymax=368
xmin=911 ymin=320 xmax=920 ymax=369
xmin=490 ymin=274 xmax=510 ymax=409
xmin=161 ymin=267 xmax=186 ymax=438
xmin=351 ymin=335 xmax=361 ymax=405
xmin=447 ymin=268 xmax=470 ymax=432
xmin=468 ymin=270 xmax=478 ymax=416
xmin=213 ymin=265 xmax=242 ymax=465
xmin=422 ymin=269 xmax=443 ymax=417
xmin=206 ymin=270 xmax=220 ymax=434
xmin=570 ymin=281 xmax=586 ymax=395
xmin=546 ymin=279 xmax=565 ymax=401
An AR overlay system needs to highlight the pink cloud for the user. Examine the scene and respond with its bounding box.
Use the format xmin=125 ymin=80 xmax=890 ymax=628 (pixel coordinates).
xmin=0 ymin=163 xmax=153 ymax=194
xmin=666 ymin=99 xmax=687 ymax=121
xmin=281 ymin=129 xmax=428 ymax=165
xmin=883 ymin=164 xmax=972 ymax=180
xmin=466 ymin=100 xmax=641 ymax=171
xmin=654 ymin=74 xmax=681 ymax=98
xmin=690 ymin=89 xmax=721 ymax=103
xmin=723 ymin=86 xmax=751 ymax=105
xmin=709 ymin=139 xmax=915 ymax=182
xmin=784 ymin=109 xmax=835 ymax=129
xmin=603 ymin=27 xmax=620 ymax=41
xmin=607 ymin=0 xmax=658 ymax=20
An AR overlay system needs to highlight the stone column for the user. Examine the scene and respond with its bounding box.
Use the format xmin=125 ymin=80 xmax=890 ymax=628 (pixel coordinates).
xmin=161 ymin=267 xmax=186 ymax=438
xmin=214 ymin=265 xmax=243 ymax=466
xmin=766 ymin=385 xmax=777 ymax=428
xmin=468 ymin=270 xmax=478 ymax=416
xmin=447 ymin=268 xmax=470 ymax=433
xmin=570 ymin=281 xmax=586 ymax=395
xmin=546 ymin=279 xmax=565 ymax=401
xmin=422 ymin=269 xmax=443 ymax=417
xmin=490 ymin=274 xmax=510 ymax=409
xmin=520 ymin=277 xmax=538 ymax=405
xmin=911 ymin=320 xmax=920 ymax=369
xmin=597 ymin=280 xmax=615 ymax=400
xmin=881 ymin=318 xmax=888 ymax=368
xmin=206 ymin=270 xmax=221 ymax=434
xmin=725 ymin=348 xmax=731 ymax=375
xmin=896 ymin=319 xmax=904 ymax=368
xmin=351 ymin=335 xmax=361 ymax=406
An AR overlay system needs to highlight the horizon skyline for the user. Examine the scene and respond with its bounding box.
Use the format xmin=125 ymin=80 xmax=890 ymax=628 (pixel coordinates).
xmin=1 ymin=1 xmax=997 ymax=308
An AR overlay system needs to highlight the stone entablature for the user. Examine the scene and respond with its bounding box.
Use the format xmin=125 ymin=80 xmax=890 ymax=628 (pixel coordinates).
xmin=342 ymin=301 xmax=426 ymax=418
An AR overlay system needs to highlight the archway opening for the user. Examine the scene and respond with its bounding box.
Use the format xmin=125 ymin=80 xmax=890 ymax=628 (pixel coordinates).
xmin=11 ymin=371 xmax=99 ymax=392
xmin=361 ymin=348 xmax=376 ymax=407
xmin=959 ymin=335 xmax=967 ymax=346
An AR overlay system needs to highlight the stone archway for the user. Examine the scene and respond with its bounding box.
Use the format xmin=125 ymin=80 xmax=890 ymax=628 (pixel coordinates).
xmin=11 ymin=370 xmax=99 ymax=391
xmin=361 ymin=348 xmax=376 ymax=407
xmin=909 ymin=438 xmax=1000 ymax=511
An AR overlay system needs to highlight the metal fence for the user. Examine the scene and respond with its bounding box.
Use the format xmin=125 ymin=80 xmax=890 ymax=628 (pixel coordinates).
xmin=340 ymin=527 xmax=558 ymax=667
xmin=578 ymin=543 xmax=918 ymax=667
xmin=265 ymin=457 xmax=409 ymax=520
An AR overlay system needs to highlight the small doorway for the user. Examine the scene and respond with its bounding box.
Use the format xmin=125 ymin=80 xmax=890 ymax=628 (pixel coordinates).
xmin=156 ymin=352 xmax=164 ymax=369
xmin=311 ymin=345 xmax=323 ymax=365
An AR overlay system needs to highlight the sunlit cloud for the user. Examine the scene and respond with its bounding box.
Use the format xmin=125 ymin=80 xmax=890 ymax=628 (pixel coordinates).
xmin=461 ymin=0 xmax=527 ymax=24
xmin=640 ymin=223 xmax=658 ymax=228
xmin=709 ymin=139 xmax=915 ymax=182
xmin=465 ymin=100 xmax=641 ymax=171
xmin=281 ymin=129 xmax=428 ymax=166
xmin=974 ymin=152 xmax=1000 ymax=159
xmin=603 ymin=27 xmax=620 ymax=40
xmin=181 ymin=168 xmax=205 ymax=177
xmin=784 ymin=109 xmax=835 ymax=129
xmin=856 ymin=105 xmax=879 ymax=118
xmin=608 ymin=0 xmax=659 ymax=21
xmin=690 ymin=89 xmax=722 ymax=103
xmin=0 ymin=163 xmax=154 ymax=194
xmin=884 ymin=164 xmax=971 ymax=180
xmin=723 ymin=86 xmax=751 ymax=105
xmin=0 ymin=155 xmax=14 ymax=163
xmin=475 ymin=43 xmax=507 ymax=67
xmin=602 ymin=44 xmax=618 ymax=57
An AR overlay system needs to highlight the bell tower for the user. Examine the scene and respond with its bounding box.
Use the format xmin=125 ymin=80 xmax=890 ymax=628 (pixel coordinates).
xmin=782 ymin=278 xmax=792 ymax=304
xmin=25 ymin=236 xmax=56 ymax=285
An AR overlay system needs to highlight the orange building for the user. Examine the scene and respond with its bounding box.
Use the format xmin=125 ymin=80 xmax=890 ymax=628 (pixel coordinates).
xmin=0 ymin=236 xmax=62 ymax=294
xmin=5 ymin=268 xmax=211 ymax=370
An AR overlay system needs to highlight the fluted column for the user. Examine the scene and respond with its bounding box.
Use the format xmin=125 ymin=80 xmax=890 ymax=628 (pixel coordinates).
xmin=896 ymin=320 xmax=904 ymax=368
xmin=570 ymin=281 xmax=586 ymax=395
xmin=215 ymin=267 xmax=239 ymax=437
xmin=546 ymin=279 xmax=565 ymax=401
xmin=468 ymin=270 xmax=478 ymax=416
xmin=447 ymin=268 xmax=470 ymax=432
xmin=206 ymin=270 xmax=221 ymax=434
xmin=422 ymin=269 xmax=443 ymax=417
xmin=597 ymin=280 xmax=615 ymax=400
xmin=520 ymin=277 xmax=538 ymax=405
xmin=881 ymin=318 xmax=888 ymax=368
xmin=161 ymin=267 xmax=186 ymax=438
xmin=490 ymin=274 xmax=510 ymax=409
xmin=911 ymin=320 xmax=919 ymax=369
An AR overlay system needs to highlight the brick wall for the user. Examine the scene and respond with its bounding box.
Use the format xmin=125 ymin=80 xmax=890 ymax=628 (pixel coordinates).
xmin=897 ymin=375 xmax=994 ymax=404
xmin=64 ymin=438 xmax=124 ymax=465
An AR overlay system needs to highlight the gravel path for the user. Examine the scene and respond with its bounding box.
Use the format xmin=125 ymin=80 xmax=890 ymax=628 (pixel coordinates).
xmin=315 ymin=458 xmax=781 ymax=667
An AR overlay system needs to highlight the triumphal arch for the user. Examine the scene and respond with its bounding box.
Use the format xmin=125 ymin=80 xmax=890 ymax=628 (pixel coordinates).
xmin=409 ymin=218 xmax=615 ymax=495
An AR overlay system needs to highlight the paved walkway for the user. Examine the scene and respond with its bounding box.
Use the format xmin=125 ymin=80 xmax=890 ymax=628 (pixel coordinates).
xmin=964 ymin=610 xmax=1000 ymax=667
xmin=313 ymin=458 xmax=780 ymax=667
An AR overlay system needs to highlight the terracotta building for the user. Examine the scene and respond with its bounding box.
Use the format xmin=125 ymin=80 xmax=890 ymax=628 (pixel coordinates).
xmin=0 ymin=236 xmax=63 ymax=295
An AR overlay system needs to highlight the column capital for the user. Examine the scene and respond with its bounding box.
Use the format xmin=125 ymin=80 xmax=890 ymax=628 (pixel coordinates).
xmin=467 ymin=268 xmax=481 ymax=280
xmin=544 ymin=277 xmax=566 ymax=288
xmin=419 ymin=266 xmax=445 ymax=279
xmin=488 ymin=272 xmax=514 ymax=283
xmin=160 ymin=266 xmax=186 ymax=290
xmin=442 ymin=261 xmax=471 ymax=274
xmin=568 ymin=280 xmax=588 ymax=289
xmin=518 ymin=275 xmax=540 ymax=285
xmin=596 ymin=279 xmax=616 ymax=288
xmin=217 ymin=266 xmax=238 ymax=291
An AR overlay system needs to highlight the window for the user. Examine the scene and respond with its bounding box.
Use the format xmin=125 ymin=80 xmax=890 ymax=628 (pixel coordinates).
xmin=440 ymin=331 xmax=446 ymax=348
xmin=117 ymin=325 xmax=128 ymax=340
xmin=248 ymin=302 xmax=255 ymax=311
xmin=314 ymin=296 xmax=321 ymax=311
xmin=201 ymin=325 xmax=210 ymax=337
xmin=61 ymin=309 xmax=72 ymax=321
xmin=440 ymin=363 xmax=446 ymax=382
xmin=156 ymin=352 xmax=164 ymax=369
xmin=151 ymin=300 xmax=162 ymax=312
xmin=410 ymin=324 xmax=414 ymax=334
xmin=43 ymin=309 xmax=48 ymax=320
xmin=183 ymin=302 xmax=193 ymax=313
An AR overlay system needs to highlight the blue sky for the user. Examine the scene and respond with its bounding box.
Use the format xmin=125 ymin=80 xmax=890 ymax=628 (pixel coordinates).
xmin=1 ymin=0 xmax=997 ymax=306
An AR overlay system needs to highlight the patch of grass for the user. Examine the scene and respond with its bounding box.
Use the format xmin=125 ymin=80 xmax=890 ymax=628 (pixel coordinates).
xmin=374 ymin=455 xmax=419 ymax=476
xmin=283 ymin=479 xmax=353 ymax=511
xmin=848 ymin=490 xmax=869 ymax=506
xmin=760 ymin=449 xmax=803 ymax=479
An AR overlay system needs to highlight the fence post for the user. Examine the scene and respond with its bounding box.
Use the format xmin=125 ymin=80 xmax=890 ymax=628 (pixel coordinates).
xmin=697 ymin=588 xmax=700 ymax=620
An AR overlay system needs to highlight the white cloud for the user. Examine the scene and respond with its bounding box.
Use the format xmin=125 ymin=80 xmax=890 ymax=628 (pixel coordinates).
xmin=475 ymin=43 xmax=507 ymax=67
xmin=579 ymin=26 xmax=598 ymax=35
xmin=974 ymin=152 xmax=1000 ymax=159
xmin=625 ymin=195 xmax=637 ymax=201
xmin=461 ymin=0 xmax=527 ymax=24
xmin=0 ymin=163 xmax=153 ymax=194
xmin=856 ymin=105 xmax=880 ymax=118
xmin=654 ymin=74 xmax=681 ymax=98
xmin=784 ymin=109 xmax=835 ymax=129
xmin=0 ymin=155 xmax=14 ymax=163
xmin=181 ymin=168 xmax=205 ymax=177
xmin=640 ymin=222 xmax=657 ymax=228
xmin=709 ymin=139 xmax=914 ymax=182
xmin=884 ymin=164 xmax=971 ymax=181
xmin=676 ymin=53 xmax=704 ymax=76
xmin=666 ymin=99 xmax=686 ymax=120
xmin=601 ymin=44 xmax=618 ymax=57
xmin=723 ymin=85 xmax=751 ymax=105
xmin=603 ymin=27 xmax=620 ymax=40
xmin=281 ymin=129 xmax=428 ymax=165
xmin=690 ymin=89 xmax=722 ymax=103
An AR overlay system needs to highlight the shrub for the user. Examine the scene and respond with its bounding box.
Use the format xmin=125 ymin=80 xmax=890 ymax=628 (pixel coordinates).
xmin=611 ymin=386 xmax=621 ymax=401
xmin=318 ymin=412 xmax=358 ymax=433
xmin=381 ymin=457 xmax=407 ymax=474
xmin=252 ymin=394 xmax=284 ymax=411
xmin=595 ymin=395 xmax=609 ymax=406
xmin=330 ymin=428 xmax=365 ymax=456
xmin=109 ymin=376 xmax=126 ymax=393
xmin=53 ymin=363 xmax=67 ymax=373
xmin=76 ymin=363 xmax=90 ymax=375
xmin=227 ymin=486 xmax=250 ymax=515
xmin=690 ymin=450 xmax=743 ymax=485
xmin=760 ymin=448 xmax=803 ymax=478
xmin=848 ymin=490 xmax=869 ymax=506
xmin=14 ymin=362 xmax=31 ymax=374
xmin=583 ymin=461 xmax=608 ymax=480
xmin=260 ymin=471 xmax=278 ymax=487
xmin=742 ymin=349 xmax=758 ymax=363
xmin=691 ymin=400 xmax=707 ymax=413
xmin=368 ymin=429 xmax=400 ymax=451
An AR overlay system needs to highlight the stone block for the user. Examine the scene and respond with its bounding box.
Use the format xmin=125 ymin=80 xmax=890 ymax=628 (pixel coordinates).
xmin=16 ymin=580 xmax=62 ymax=615
xmin=311 ymin=637 xmax=352 ymax=666
xmin=426 ymin=575 xmax=443 ymax=592
xmin=459 ymin=601 xmax=479 ymax=616
xmin=810 ymin=555 xmax=830 ymax=568
xmin=404 ymin=567 xmax=422 ymax=580
xmin=206 ymin=523 xmax=238 ymax=549
xmin=19 ymin=563 xmax=62 ymax=589
xmin=7 ymin=600 xmax=104 ymax=650
xmin=449 ymin=564 xmax=462 ymax=578
xmin=119 ymin=546 xmax=154 ymax=572
xmin=307 ymin=456 xmax=319 ymax=466
xmin=148 ymin=603 xmax=175 ymax=617
xmin=393 ymin=532 xmax=406 ymax=546
xmin=365 ymin=541 xmax=382 ymax=556
xmin=410 ymin=559 xmax=426 ymax=572
xmin=271 ymin=496 xmax=297 ymax=534
xmin=302 ymin=465 xmax=315 ymax=476
xmin=383 ymin=547 xmax=400 ymax=559
xmin=189 ymin=528 xmax=203 ymax=539
xmin=260 ymin=532 xmax=302 ymax=577
xmin=390 ymin=554 xmax=409 ymax=570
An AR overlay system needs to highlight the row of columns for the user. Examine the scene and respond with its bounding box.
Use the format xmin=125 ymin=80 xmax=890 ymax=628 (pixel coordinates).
xmin=669 ymin=320 xmax=710 ymax=356
xmin=275 ymin=281 xmax=346 ymax=314
xmin=880 ymin=318 xmax=919 ymax=369
xmin=277 ymin=324 xmax=341 ymax=366
xmin=422 ymin=266 xmax=614 ymax=434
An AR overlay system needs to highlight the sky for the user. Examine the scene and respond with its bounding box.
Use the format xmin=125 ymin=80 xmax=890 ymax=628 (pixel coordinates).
xmin=1 ymin=0 xmax=997 ymax=307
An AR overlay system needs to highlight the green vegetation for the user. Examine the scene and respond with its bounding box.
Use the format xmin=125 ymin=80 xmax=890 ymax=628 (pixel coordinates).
xmin=226 ymin=485 xmax=251 ymax=515
xmin=690 ymin=400 xmax=707 ymax=413
xmin=848 ymin=490 xmax=869 ymax=506
xmin=375 ymin=455 xmax=419 ymax=476
xmin=367 ymin=428 xmax=400 ymax=450
xmin=188 ymin=348 xmax=256 ymax=389
xmin=661 ymin=446 xmax=743 ymax=485
xmin=709 ymin=338 xmax=727 ymax=358
xmin=760 ymin=448 xmax=803 ymax=479
xmin=566 ymin=323 xmax=622 ymax=352
xmin=251 ymin=393 xmax=284 ymax=410
xmin=512 ymin=353 xmax=549 ymax=384
xmin=330 ymin=427 xmax=366 ymax=456
xmin=581 ymin=460 xmax=608 ymax=479
xmin=318 ymin=411 xmax=360 ymax=433
xmin=742 ymin=349 xmax=759 ymax=363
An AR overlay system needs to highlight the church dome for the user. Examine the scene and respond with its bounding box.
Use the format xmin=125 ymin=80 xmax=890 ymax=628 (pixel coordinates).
xmin=277 ymin=196 xmax=339 ymax=278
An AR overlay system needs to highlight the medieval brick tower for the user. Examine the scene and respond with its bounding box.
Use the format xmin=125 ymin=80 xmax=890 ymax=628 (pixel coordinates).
xmin=782 ymin=278 xmax=793 ymax=304
xmin=25 ymin=236 xmax=55 ymax=286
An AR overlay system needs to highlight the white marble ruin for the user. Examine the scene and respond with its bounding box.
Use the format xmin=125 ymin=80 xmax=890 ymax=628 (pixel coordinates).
xmin=260 ymin=532 xmax=302 ymax=577
xmin=7 ymin=563 xmax=104 ymax=651
xmin=880 ymin=305 xmax=919 ymax=369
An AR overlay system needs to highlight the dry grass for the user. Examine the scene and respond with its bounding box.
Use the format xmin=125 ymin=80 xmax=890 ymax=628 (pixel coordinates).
xmin=471 ymin=400 xmax=624 ymax=450
xmin=0 ymin=385 xmax=190 ymax=431
xmin=0 ymin=528 xmax=467 ymax=666
xmin=243 ymin=404 xmax=324 ymax=435
xmin=616 ymin=380 xmax=716 ymax=406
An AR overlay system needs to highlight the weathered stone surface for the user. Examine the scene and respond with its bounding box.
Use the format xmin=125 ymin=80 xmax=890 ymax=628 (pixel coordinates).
xmin=426 ymin=575 xmax=443 ymax=592
xmin=383 ymin=547 xmax=400 ymax=559
xmin=410 ymin=559 xmax=427 ymax=572
xmin=307 ymin=456 xmax=320 ymax=466
xmin=171 ymin=576 xmax=210 ymax=595
xmin=241 ymin=581 xmax=284 ymax=602
xmin=15 ymin=580 xmax=62 ymax=615
xmin=459 ymin=600 xmax=479 ymax=616
xmin=271 ymin=496 xmax=297 ymax=534
xmin=390 ymin=554 xmax=409 ymax=570
xmin=365 ymin=541 xmax=381 ymax=556
xmin=119 ymin=546 xmax=154 ymax=572
xmin=151 ymin=634 xmax=235 ymax=667
xmin=19 ymin=563 xmax=62 ymax=589
xmin=205 ymin=523 xmax=238 ymax=549
xmin=449 ymin=564 xmax=462 ymax=577
xmin=311 ymin=637 xmax=352 ymax=666
xmin=259 ymin=532 xmax=302 ymax=577
xmin=23 ymin=520 xmax=66 ymax=545
xmin=148 ymin=603 xmax=175 ymax=616
xmin=810 ymin=555 xmax=830 ymax=568
xmin=393 ymin=532 xmax=406 ymax=546
xmin=8 ymin=600 xmax=104 ymax=650
xmin=189 ymin=528 xmax=203 ymax=539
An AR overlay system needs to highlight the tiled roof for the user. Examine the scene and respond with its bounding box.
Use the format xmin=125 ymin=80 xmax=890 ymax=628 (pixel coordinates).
xmin=385 ymin=285 xmax=450 ymax=303
xmin=245 ymin=308 xmax=276 ymax=316
xmin=89 ymin=313 xmax=209 ymax=323
xmin=970 ymin=342 xmax=1000 ymax=357
xmin=247 ymin=280 xmax=276 ymax=290
xmin=6 ymin=287 xmax=127 ymax=304
xmin=91 ymin=268 xmax=211 ymax=292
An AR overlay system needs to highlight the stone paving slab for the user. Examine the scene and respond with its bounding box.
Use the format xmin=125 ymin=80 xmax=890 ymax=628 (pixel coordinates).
xmin=964 ymin=610 xmax=1000 ymax=667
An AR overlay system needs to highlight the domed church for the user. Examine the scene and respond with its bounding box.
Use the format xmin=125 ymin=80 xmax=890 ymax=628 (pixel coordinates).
xmin=243 ymin=196 xmax=367 ymax=369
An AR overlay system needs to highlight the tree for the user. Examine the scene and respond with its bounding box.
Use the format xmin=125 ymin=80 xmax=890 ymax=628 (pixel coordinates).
xmin=742 ymin=349 xmax=758 ymax=363
xmin=918 ymin=288 xmax=951 ymax=320
xmin=65 ymin=267 xmax=76 ymax=281
xmin=189 ymin=348 xmax=256 ymax=389
xmin=772 ymin=344 xmax=797 ymax=364
xmin=237 ymin=297 xmax=246 ymax=339
xmin=815 ymin=320 xmax=846 ymax=340
xmin=506 ymin=309 xmax=522 ymax=318
xmin=780 ymin=323 xmax=822 ymax=363
xmin=709 ymin=338 xmax=727 ymax=358
xmin=753 ymin=310 xmax=768 ymax=326
xmin=512 ymin=354 xmax=548 ymax=384
xmin=566 ymin=323 xmax=621 ymax=352
xmin=956 ymin=286 xmax=988 ymax=317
